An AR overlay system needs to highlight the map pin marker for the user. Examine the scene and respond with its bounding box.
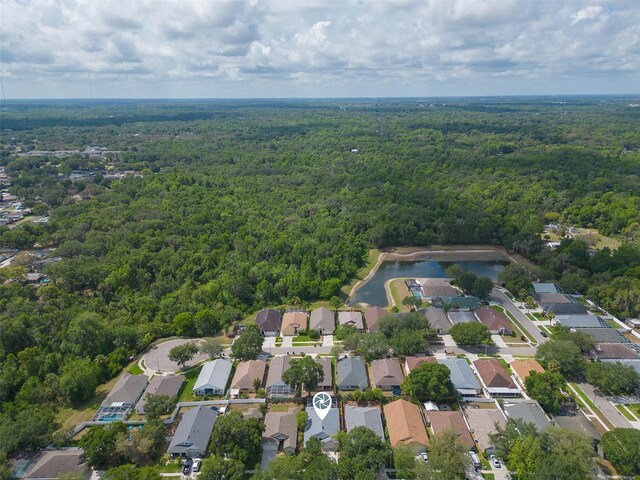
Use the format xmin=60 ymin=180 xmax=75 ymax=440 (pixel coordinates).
xmin=312 ymin=392 xmax=332 ymax=421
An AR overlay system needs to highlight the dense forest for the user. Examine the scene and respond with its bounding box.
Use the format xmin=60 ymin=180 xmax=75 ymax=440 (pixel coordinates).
xmin=0 ymin=97 xmax=639 ymax=458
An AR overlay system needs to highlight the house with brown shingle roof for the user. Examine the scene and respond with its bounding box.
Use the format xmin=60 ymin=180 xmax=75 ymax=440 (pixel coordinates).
xmin=370 ymin=358 xmax=404 ymax=390
xmin=404 ymin=356 xmax=437 ymax=373
xmin=383 ymin=399 xmax=429 ymax=453
xmin=230 ymin=360 xmax=267 ymax=393
xmin=511 ymin=359 xmax=544 ymax=388
xmin=594 ymin=343 xmax=640 ymax=360
xmin=419 ymin=278 xmax=458 ymax=299
xmin=473 ymin=358 xmax=520 ymax=397
xmin=475 ymin=307 xmax=514 ymax=335
xmin=421 ymin=306 xmax=452 ymax=334
xmin=281 ymin=311 xmax=308 ymax=336
xmin=310 ymin=307 xmax=335 ymax=335
xmin=338 ymin=311 xmax=365 ymax=331
xmin=426 ymin=410 xmax=474 ymax=448
xmin=365 ymin=306 xmax=388 ymax=332
xmin=135 ymin=375 xmax=184 ymax=414
xmin=263 ymin=409 xmax=298 ymax=454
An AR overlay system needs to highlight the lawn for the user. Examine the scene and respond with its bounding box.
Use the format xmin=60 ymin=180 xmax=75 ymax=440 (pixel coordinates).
xmin=293 ymin=335 xmax=313 ymax=342
xmin=615 ymin=404 xmax=636 ymax=421
xmin=491 ymin=304 xmax=537 ymax=345
xmin=389 ymin=278 xmax=412 ymax=311
xmin=177 ymin=367 xmax=202 ymax=402
xmin=129 ymin=363 xmax=144 ymax=375
xmin=270 ymin=402 xmax=299 ymax=412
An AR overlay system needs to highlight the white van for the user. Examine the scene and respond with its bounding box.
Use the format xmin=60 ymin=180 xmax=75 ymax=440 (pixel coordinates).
xmin=469 ymin=451 xmax=481 ymax=468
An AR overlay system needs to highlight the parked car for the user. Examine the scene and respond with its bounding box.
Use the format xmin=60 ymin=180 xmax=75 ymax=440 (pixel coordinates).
xmin=182 ymin=458 xmax=193 ymax=475
xmin=540 ymin=331 xmax=548 ymax=338
xmin=418 ymin=452 xmax=428 ymax=462
xmin=192 ymin=458 xmax=202 ymax=473
xmin=490 ymin=454 xmax=501 ymax=468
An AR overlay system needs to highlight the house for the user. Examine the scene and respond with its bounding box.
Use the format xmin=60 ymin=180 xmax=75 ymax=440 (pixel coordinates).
xmin=419 ymin=278 xmax=458 ymax=299
xmin=448 ymin=311 xmax=478 ymax=325
xmin=263 ymin=409 xmax=298 ymax=455
xmin=135 ymin=375 xmax=184 ymax=414
xmin=315 ymin=356 xmax=333 ymax=391
xmin=281 ymin=311 xmax=308 ymax=336
xmin=541 ymin=302 xmax=588 ymax=315
xmin=24 ymin=448 xmax=87 ymax=480
xmin=554 ymin=410 xmax=601 ymax=453
xmin=193 ymin=358 xmax=233 ymax=396
xmin=473 ymin=358 xmax=520 ymax=397
xmin=383 ymin=399 xmax=429 ymax=452
xmin=578 ymin=328 xmax=630 ymax=344
xmin=504 ymin=401 xmax=551 ymax=432
xmin=438 ymin=358 xmax=482 ymax=397
xmin=344 ymin=405 xmax=385 ymax=441
xmin=266 ymin=355 xmax=293 ymax=397
xmin=475 ymin=307 xmax=514 ymax=335
xmin=256 ymin=308 xmax=282 ymax=336
xmin=510 ymin=359 xmax=544 ymax=388
xmin=594 ymin=343 xmax=640 ymax=360
xmin=532 ymin=283 xmax=562 ymax=294
xmin=167 ymin=406 xmax=218 ymax=457
xmin=436 ymin=296 xmax=481 ymax=310
xmin=370 ymin=358 xmax=404 ymax=390
xmin=304 ymin=399 xmax=340 ymax=451
xmin=338 ymin=311 xmax=365 ymax=331
xmin=365 ymin=306 xmax=389 ymax=332
xmin=337 ymin=356 xmax=369 ymax=390
xmin=421 ymin=306 xmax=452 ymax=334
xmin=426 ymin=410 xmax=474 ymax=449
xmin=404 ymin=356 xmax=437 ymax=373
xmin=230 ymin=360 xmax=267 ymax=393
xmin=535 ymin=292 xmax=571 ymax=304
xmin=554 ymin=315 xmax=609 ymax=329
xmin=601 ymin=359 xmax=640 ymax=374
xmin=463 ymin=407 xmax=507 ymax=454
xmin=310 ymin=307 xmax=335 ymax=335
xmin=94 ymin=373 xmax=149 ymax=421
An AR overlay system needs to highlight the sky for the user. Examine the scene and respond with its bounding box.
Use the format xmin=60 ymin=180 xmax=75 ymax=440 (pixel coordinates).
xmin=1 ymin=0 xmax=639 ymax=99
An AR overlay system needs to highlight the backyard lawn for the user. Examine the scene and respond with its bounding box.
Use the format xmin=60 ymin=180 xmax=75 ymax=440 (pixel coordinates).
xmin=177 ymin=367 xmax=202 ymax=402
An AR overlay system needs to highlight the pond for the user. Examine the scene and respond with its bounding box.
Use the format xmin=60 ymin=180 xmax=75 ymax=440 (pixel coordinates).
xmin=349 ymin=260 xmax=507 ymax=307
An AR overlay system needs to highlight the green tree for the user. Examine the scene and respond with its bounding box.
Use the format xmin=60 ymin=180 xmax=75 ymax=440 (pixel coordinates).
xmin=535 ymin=428 xmax=597 ymax=480
xmin=80 ymin=423 xmax=127 ymax=468
xmin=103 ymin=464 xmax=162 ymax=480
xmin=114 ymin=419 xmax=165 ymax=465
xmin=389 ymin=330 xmax=428 ymax=356
xmin=168 ymin=342 xmax=199 ymax=369
xmin=601 ymin=428 xmax=640 ymax=476
xmin=330 ymin=296 xmax=344 ymax=311
xmin=200 ymin=456 xmax=245 ymax=480
xmin=552 ymin=327 xmax=596 ymax=354
xmin=401 ymin=363 xmax=455 ymax=402
xmin=173 ymin=312 xmax=197 ymax=337
xmin=338 ymin=426 xmax=390 ymax=480
xmin=59 ymin=357 xmax=101 ymax=406
xmin=415 ymin=430 xmax=468 ymax=480
xmin=498 ymin=264 xmax=533 ymax=299
xmin=471 ymin=276 xmax=494 ymax=300
xmin=490 ymin=418 xmax=538 ymax=461
xmin=585 ymin=361 xmax=640 ymax=396
xmin=508 ymin=434 xmax=542 ymax=480
xmin=200 ymin=338 xmax=223 ymax=359
xmin=210 ymin=411 xmax=263 ymax=465
xmin=402 ymin=295 xmax=422 ymax=311
xmin=353 ymin=333 xmax=390 ymax=362
xmin=393 ymin=445 xmax=417 ymax=479
xmin=524 ymin=371 xmax=569 ymax=414
xmin=283 ymin=356 xmax=324 ymax=395
xmin=449 ymin=322 xmax=491 ymax=346
xmin=143 ymin=394 xmax=176 ymax=420
xmin=535 ymin=340 xmax=585 ymax=379
xmin=0 ymin=405 xmax=55 ymax=455
xmin=231 ymin=325 xmax=263 ymax=361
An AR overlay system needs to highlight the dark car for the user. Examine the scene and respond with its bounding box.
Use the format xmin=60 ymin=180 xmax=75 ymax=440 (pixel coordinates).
xmin=540 ymin=331 xmax=548 ymax=338
xmin=182 ymin=458 xmax=193 ymax=475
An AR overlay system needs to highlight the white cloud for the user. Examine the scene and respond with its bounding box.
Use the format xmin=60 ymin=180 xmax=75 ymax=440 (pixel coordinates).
xmin=0 ymin=0 xmax=638 ymax=98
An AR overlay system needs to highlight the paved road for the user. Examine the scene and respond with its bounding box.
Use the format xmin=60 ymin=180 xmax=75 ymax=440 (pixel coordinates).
xmin=492 ymin=288 xmax=547 ymax=345
xmin=143 ymin=338 xmax=208 ymax=374
xmin=578 ymin=382 xmax=633 ymax=429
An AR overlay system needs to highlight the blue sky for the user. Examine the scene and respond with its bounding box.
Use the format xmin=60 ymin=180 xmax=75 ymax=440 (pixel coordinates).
xmin=1 ymin=0 xmax=639 ymax=98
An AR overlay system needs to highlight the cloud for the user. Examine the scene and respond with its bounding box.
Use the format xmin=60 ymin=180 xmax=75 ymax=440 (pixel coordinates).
xmin=0 ymin=0 xmax=638 ymax=98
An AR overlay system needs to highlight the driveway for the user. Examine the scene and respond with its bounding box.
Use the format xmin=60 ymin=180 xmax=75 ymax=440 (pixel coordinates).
xmin=143 ymin=339 xmax=207 ymax=374
xmin=491 ymin=288 xmax=547 ymax=345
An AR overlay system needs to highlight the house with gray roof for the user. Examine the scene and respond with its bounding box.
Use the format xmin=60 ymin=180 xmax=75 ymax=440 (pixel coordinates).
xmin=25 ymin=448 xmax=87 ymax=480
xmin=364 ymin=306 xmax=389 ymax=332
xmin=448 ymin=311 xmax=478 ymax=325
xmin=345 ymin=405 xmax=385 ymax=441
xmin=304 ymin=399 xmax=340 ymax=451
xmin=316 ymin=356 xmax=333 ymax=391
xmin=310 ymin=307 xmax=335 ymax=335
xmin=256 ymin=308 xmax=282 ymax=336
xmin=263 ymin=409 xmax=298 ymax=455
xmin=421 ymin=306 xmax=451 ymax=334
xmin=370 ymin=358 xmax=404 ymax=390
xmin=595 ymin=343 xmax=640 ymax=360
xmin=579 ymin=328 xmax=630 ymax=344
xmin=168 ymin=406 xmax=218 ymax=457
xmin=553 ymin=410 xmax=601 ymax=450
xmin=193 ymin=358 xmax=233 ymax=396
xmin=437 ymin=358 xmax=481 ymax=396
xmin=533 ymin=283 xmax=562 ymax=294
xmin=338 ymin=311 xmax=365 ymax=331
xmin=541 ymin=302 xmax=588 ymax=315
xmin=266 ymin=355 xmax=293 ymax=397
xmin=94 ymin=373 xmax=149 ymax=421
xmin=464 ymin=407 xmax=507 ymax=453
xmin=436 ymin=296 xmax=481 ymax=310
xmin=337 ymin=356 xmax=369 ymax=390
xmin=536 ymin=292 xmax=571 ymax=304
xmin=136 ymin=375 xmax=184 ymax=414
xmin=504 ymin=401 xmax=551 ymax=432
xmin=555 ymin=315 xmax=609 ymax=329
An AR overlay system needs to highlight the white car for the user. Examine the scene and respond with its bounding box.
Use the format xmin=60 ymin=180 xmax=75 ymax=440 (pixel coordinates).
xmin=192 ymin=458 xmax=202 ymax=473
xmin=490 ymin=454 xmax=501 ymax=468
xmin=418 ymin=452 xmax=428 ymax=462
